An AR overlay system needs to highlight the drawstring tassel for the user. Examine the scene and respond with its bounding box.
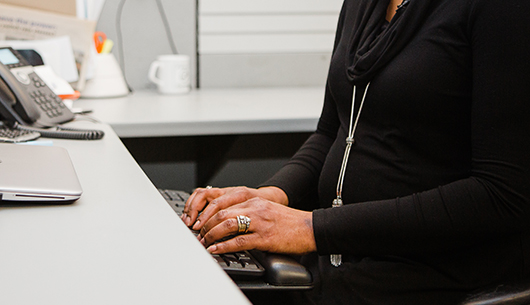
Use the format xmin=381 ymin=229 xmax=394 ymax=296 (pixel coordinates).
xmin=330 ymin=83 xmax=370 ymax=267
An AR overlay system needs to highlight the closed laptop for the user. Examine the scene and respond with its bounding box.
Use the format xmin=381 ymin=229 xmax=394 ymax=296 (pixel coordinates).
xmin=0 ymin=143 xmax=82 ymax=203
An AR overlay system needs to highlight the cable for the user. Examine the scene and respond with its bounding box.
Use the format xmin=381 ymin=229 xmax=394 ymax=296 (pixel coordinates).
xmin=13 ymin=122 xmax=105 ymax=141
xmin=115 ymin=0 xmax=178 ymax=91
xmin=195 ymin=0 xmax=200 ymax=88
xmin=155 ymin=0 xmax=179 ymax=54
xmin=116 ymin=0 xmax=127 ymax=73
xmin=115 ymin=0 xmax=132 ymax=93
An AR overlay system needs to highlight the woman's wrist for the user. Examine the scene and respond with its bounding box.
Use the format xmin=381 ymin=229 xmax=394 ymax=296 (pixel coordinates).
xmin=257 ymin=186 xmax=289 ymax=206
xmin=300 ymin=210 xmax=317 ymax=253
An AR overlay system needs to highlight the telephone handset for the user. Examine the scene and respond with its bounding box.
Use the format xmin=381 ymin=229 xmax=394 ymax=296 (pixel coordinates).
xmin=0 ymin=47 xmax=75 ymax=127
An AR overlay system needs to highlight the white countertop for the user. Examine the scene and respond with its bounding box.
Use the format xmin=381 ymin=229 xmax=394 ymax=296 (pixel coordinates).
xmin=74 ymin=87 xmax=324 ymax=138
xmin=0 ymin=121 xmax=250 ymax=304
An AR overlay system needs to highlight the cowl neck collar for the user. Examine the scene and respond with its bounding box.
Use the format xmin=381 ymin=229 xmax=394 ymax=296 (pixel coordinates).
xmin=346 ymin=0 xmax=432 ymax=84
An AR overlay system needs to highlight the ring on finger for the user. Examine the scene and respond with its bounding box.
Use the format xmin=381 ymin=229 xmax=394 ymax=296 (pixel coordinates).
xmin=236 ymin=215 xmax=251 ymax=234
xmin=205 ymin=185 xmax=213 ymax=190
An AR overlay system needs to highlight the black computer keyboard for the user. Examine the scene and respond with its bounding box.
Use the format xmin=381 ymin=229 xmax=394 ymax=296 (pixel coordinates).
xmin=0 ymin=124 xmax=40 ymax=143
xmin=159 ymin=188 xmax=265 ymax=279
xmin=159 ymin=188 xmax=313 ymax=289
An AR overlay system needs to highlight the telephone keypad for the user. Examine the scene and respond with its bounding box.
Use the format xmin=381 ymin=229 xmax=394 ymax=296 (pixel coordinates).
xmin=1 ymin=47 xmax=75 ymax=126
xmin=30 ymin=86 xmax=65 ymax=119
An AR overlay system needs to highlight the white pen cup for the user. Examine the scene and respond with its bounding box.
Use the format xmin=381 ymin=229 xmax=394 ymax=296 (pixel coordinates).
xmin=148 ymin=54 xmax=191 ymax=94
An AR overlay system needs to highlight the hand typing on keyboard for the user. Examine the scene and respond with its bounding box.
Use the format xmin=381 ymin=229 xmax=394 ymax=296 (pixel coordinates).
xmin=160 ymin=188 xmax=313 ymax=286
xmin=181 ymin=186 xmax=284 ymax=229
xmin=180 ymin=186 xmax=317 ymax=256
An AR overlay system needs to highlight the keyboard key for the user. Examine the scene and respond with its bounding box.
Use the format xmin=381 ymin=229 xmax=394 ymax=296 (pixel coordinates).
xmin=223 ymin=254 xmax=243 ymax=268
xmin=159 ymin=188 xmax=265 ymax=279
xmin=0 ymin=125 xmax=41 ymax=143
xmin=239 ymin=258 xmax=260 ymax=270
xmin=212 ymin=255 xmax=228 ymax=268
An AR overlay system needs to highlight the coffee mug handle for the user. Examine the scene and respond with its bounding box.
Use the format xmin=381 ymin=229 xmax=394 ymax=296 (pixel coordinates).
xmin=148 ymin=61 xmax=161 ymax=85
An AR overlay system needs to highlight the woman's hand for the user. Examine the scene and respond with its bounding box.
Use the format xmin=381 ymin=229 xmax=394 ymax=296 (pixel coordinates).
xmin=181 ymin=186 xmax=288 ymax=231
xmin=199 ymin=197 xmax=316 ymax=255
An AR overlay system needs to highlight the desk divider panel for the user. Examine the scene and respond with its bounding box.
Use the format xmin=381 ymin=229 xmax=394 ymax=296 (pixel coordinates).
xmin=198 ymin=0 xmax=342 ymax=87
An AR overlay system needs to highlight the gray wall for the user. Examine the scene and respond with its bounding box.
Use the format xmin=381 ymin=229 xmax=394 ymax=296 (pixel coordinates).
xmin=96 ymin=0 xmax=339 ymax=89
xmin=199 ymin=53 xmax=331 ymax=88
xmin=96 ymin=0 xmax=338 ymax=190
xmin=96 ymin=0 xmax=197 ymax=90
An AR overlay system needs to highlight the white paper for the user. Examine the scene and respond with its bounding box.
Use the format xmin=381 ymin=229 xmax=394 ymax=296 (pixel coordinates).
xmin=0 ymin=3 xmax=96 ymax=90
xmin=34 ymin=65 xmax=75 ymax=95
xmin=3 ymin=36 xmax=79 ymax=82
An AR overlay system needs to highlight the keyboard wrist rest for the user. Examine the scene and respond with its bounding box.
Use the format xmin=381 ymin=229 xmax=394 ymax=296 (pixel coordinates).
xmin=249 ymin=250 xmax=313 ymax=287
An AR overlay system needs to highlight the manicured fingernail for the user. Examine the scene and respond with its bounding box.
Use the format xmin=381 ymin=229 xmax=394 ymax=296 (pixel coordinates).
xmin=185 ymin=216 xmax=192 ymax=226
xmin=200 ymin=238 xmax=206 ymax=246
xmin=207 ymin=245 xmax=217 ymax=253
xmin=192 ymin=219 xmax=201 ymax=230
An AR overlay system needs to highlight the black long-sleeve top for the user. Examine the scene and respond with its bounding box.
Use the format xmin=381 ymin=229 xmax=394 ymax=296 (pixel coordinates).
xmin=264 ymin=0 xmax=530 ymax=289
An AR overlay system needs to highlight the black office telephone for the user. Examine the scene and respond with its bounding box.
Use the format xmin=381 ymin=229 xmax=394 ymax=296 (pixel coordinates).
xmin=0 ymin=47 xmax=103 ymax=140
xmin=0 ymin=47 xmax=74 ymax=127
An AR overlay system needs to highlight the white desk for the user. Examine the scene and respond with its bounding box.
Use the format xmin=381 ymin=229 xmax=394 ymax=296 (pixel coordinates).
xmin=0 ymin=121 xmax=250 ymax=304
xmin=74 ymin=87 xmax=325 ymax=138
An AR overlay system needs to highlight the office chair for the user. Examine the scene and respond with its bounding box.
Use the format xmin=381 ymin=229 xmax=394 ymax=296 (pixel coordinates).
xmin=460 ymin=279 xmax=530 ymax=305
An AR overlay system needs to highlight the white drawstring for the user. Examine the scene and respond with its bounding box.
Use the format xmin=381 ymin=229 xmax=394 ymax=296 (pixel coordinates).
xmin=330 ymin=83 xmax=370 ymax=267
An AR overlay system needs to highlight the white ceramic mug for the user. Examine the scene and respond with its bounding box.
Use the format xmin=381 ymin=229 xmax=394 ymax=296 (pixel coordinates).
xmin=148 ymin=54 xmax=191 ymax=94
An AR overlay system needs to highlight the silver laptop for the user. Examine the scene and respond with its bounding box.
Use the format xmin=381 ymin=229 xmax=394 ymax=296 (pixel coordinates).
xmin=0 ymin=143 xmax=82 ymax=203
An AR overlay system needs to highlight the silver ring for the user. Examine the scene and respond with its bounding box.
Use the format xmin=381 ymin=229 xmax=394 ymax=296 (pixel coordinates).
xmin=205 ymin=185 xmax=212 ymax=190
xmin=236 ymin=215 xmax=251 ymax=234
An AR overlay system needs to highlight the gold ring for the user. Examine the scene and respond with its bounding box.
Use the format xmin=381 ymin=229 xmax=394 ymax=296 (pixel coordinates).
xmin=236 ymin=215 xmax=251 ymax=234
